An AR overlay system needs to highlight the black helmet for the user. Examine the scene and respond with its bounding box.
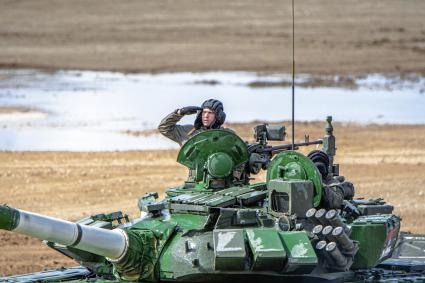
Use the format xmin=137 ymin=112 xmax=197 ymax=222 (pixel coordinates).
xmin=194 ymin=99 xmax=226 ymax=129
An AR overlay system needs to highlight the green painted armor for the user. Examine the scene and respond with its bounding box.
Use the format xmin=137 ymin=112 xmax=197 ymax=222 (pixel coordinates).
xmin=1 ymin=117 xmax=423 ymax=283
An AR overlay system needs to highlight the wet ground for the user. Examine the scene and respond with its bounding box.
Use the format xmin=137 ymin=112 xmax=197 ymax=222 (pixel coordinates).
xmin=1 ymin=69 xmax=424 ymax=151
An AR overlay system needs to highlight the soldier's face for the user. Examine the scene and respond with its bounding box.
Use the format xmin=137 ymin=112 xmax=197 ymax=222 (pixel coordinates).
xmin=202 ymin=108 xmax=216 ymax=128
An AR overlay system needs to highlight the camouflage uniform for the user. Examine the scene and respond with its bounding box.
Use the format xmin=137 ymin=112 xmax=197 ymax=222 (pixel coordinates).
xmin=158 ymin=110 xmax=218 ymax=146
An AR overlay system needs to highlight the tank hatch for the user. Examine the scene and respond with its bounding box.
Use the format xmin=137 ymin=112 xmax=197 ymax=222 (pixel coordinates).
xmin=177 ymin=130 xmax=249 ymax=183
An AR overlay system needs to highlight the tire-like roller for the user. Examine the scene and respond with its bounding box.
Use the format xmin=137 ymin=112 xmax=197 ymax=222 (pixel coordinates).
xmin=307 ymin=150 xmax=330 ymax=180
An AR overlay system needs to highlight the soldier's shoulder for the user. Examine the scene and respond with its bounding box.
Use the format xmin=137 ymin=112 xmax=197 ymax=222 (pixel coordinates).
xmin=221 ymin=127 xmax=235 ymax=134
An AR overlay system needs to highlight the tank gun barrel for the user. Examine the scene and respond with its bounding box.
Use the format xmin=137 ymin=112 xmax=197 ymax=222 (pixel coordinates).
xmin=0 ymin=204 xmax=128 ymax=260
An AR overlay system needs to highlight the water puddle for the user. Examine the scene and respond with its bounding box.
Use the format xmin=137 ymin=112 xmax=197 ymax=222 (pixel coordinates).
xmin=0 ymin=69 xmax=424 ymax=151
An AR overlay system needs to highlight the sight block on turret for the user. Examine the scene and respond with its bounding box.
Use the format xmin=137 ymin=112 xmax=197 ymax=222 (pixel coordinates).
xmin=268 ymin=179 xmax=314 ymax=217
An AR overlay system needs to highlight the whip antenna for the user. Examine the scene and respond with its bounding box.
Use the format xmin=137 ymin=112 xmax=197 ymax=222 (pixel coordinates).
xmin=291 ymin=0 xmax=295 ymax=150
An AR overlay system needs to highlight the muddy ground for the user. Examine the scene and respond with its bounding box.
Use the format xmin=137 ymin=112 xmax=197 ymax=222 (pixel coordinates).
xmin=0 ymin=0 xmax=424 ymax=75
xmin=1 ymin=122 xmax=425 ymax=275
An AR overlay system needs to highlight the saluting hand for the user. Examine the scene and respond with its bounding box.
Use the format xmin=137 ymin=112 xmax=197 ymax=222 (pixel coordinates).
xmin=177 ymin=106 xmax=203 ymax=115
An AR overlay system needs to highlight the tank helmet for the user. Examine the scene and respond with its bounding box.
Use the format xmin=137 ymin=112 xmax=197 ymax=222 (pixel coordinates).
xmin=194 ymin=99 xmax=226 ymax=129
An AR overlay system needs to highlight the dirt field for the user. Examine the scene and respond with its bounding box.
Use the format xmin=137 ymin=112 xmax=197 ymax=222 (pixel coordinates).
xmin=0 ymin=0 xmax=424 ymax=75
xmin=1 ymin=122 xmax=425 ymax=275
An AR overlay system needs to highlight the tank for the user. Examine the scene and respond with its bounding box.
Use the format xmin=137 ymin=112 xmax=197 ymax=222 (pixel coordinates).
xmin=1 ymin=116 xmax=425 ymax=282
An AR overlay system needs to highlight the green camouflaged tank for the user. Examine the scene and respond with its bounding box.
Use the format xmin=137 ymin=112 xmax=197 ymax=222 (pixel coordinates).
xmin=1 ymin=117 xmax=425 ymax=283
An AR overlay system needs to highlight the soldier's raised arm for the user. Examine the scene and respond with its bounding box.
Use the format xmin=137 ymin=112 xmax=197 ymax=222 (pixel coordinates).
xmin=157 ymin=106 xmax=201 ymax=145
xmin=158 ymin=99 xmax=227 ymax=146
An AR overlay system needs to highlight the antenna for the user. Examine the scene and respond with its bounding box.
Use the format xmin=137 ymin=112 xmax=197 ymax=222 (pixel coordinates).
xmin=291 ymin=0 xmax=295 ymax=150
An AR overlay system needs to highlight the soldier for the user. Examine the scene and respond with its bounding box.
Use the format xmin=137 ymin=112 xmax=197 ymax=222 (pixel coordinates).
xmin=158 ymin=99 xmax=226 ymax=146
